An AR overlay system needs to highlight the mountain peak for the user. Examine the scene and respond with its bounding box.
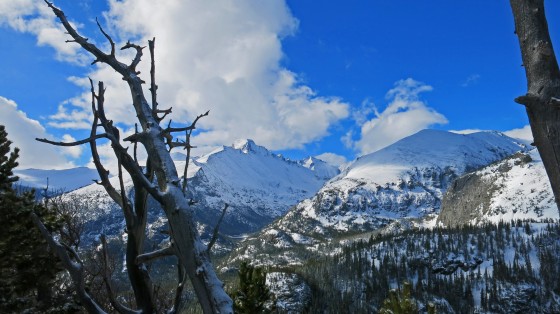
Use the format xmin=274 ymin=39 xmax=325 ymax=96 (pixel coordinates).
xmin=299 ymin=156 xmax=340 ymax=180
xmin=231 ymin=139 xmax=268 ymax=155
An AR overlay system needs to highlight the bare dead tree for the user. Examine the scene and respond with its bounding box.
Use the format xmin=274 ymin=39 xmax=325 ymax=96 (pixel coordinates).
xmin=33 ymin=1 xmax=233 ymax=313
xmin=510 ymin=0 xmax=560 ymax=211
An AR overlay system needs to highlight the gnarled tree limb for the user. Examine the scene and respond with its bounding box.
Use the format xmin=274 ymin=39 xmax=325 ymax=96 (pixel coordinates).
xmin=207 ymin=203 xmax=229 ymax=253
xmin=31 ymin=212 xmax=107 ymax=314
xmin=136 ymin=245 xmax=174 ymax=265
xmin=36 ymin=133 xmax=108 ymax=146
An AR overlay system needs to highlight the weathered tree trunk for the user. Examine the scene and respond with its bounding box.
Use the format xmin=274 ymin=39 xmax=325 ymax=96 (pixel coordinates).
xmin=126 ymin=177 xmax=155 ymax=313
xmin=39 ymin=1 xmax=234 ymax=313
xmin=510 ymin=0 xmax=560 ymax=210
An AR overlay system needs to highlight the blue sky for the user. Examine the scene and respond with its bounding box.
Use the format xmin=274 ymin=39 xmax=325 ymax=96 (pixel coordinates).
xmin=0 ymin=0 xmax=558 ymax=169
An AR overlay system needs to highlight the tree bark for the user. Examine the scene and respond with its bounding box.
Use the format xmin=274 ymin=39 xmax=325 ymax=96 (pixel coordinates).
xmin=43 ymin=2 xmax=233 ymax=312
xmin=510 ymin=0 xmax=560 ymax=210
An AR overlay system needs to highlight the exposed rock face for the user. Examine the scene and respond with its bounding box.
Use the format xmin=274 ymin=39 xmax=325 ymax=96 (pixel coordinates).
xmin=437 ymin=172 xmax=497 ymax=228
xmin=438 ymin=150 xmax=558 ymax=227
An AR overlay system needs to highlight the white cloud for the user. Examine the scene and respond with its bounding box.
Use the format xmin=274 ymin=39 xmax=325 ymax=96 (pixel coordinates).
xmin=0 ymin=96 xmax=76 ymax=169
xmin=12 ymin=0 xmax=349 ymax=151
xmin=315 ymin=152 xmax=347 ymax=167
xmin=0 ymin=1 xmax=86 ymax=63
xmin=353 ymin=78 xmax=448 ymax=155
xmin=61 ymin=134 xmax=84 ymax=158
xmin=503 ymin=124 xmax=534 ymax=143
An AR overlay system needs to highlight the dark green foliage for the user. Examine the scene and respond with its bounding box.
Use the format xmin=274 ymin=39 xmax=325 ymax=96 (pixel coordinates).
xmin=233 ymin=261 xmax=275 ymax=313
xmin=0 ymin=126 xmax=19 ymax=191
xmin=285 ymin=220 xmax=560 ymax=313
xmin=379 ymin=282 xmax=418 ymax=314
xmin=0 ymin=125 xmax=78 ymax=313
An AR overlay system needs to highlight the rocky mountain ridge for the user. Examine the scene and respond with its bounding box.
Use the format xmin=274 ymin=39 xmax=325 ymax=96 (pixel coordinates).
xmin=226 ymin=130 xmax=534 ymax=266
xmin=34 ymin=139 xmax=332 ymax=246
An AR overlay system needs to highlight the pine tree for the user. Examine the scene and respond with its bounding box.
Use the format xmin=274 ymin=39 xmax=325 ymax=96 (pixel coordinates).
xmin=379 ymin=281 xmax=418 ymax=314
xmin=0 ymin=125 xmax=76 ymax=312
xmin=232 ymin=261 xmax=275 ymax=313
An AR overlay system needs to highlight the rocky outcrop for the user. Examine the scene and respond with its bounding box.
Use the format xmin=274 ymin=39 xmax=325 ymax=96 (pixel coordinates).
xmin=437 ymin=172 xmax=497 ymax=227
xmin=438 ymin=150 xmax=557 ymax=227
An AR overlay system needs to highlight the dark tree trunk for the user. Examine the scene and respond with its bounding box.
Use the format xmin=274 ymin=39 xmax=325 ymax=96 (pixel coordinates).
xmin=510 ymin=0 xmax=560 ymax=210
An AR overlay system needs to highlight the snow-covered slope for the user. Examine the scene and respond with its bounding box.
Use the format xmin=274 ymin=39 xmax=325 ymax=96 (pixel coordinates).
xmin=438 ymin=149 xmax=559 ymax=226
xmin=180 ymin=139 xmax=328 ymax=234
xmin=227 ymin=130 xmax=527 ymax=266
xmin=14 ymin=167 xmax=100 ymax=192
xmin=299 ymin=156 xmax=340 ymax=180
xmin=62 ymin=139 xmax=330 ymax=244
xmin=286 ymin=130 xmax=526 ymax=234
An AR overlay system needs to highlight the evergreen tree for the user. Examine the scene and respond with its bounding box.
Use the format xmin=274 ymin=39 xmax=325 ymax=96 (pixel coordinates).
xmin=233 ymin=261 xmax=275 ymax=313
xmin=379 ymin=281 xmax=418 ymax=314
xmin=0 ymin=125 xmax=77 ymax=312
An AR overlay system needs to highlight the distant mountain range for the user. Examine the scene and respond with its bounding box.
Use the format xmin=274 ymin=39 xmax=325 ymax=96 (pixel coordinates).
xmin=19 ymin=139 xmax=336 ymax=245
xmin=14 ymin=167 xmax=100 ymax=192
xmin=227 ymin=130 xmax=558 ymax=266
xmin=15 ymin=130 xmax=559 ymax=251
xmin=260 ymin=129 xmax=528 ymax=235
xmin=16 ymin=129 xmax=560 ymax=312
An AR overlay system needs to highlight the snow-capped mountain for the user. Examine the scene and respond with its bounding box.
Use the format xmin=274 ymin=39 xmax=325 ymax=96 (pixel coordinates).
xmin=438 ymin=149 xmax=559 ymax=227
xmin=180 ymin=139 xmax=329 ymax=234
xmin=299 ymin=156 xmax=340 ymax=180
xmin=62 ymin=139 xmax=330 ymax=244
xmin=281 ymin=130 xmax=526 ymax=234
xmin=14 ymin=167 xmax=100 ymax=193
xmin=226 ymin=130 xmax=527 ymax=266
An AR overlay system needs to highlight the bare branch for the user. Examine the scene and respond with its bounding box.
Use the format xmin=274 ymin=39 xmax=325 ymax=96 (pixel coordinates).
xmin=182 ymin=110 xmax=210 ymax=193
xmin=207 ymin=203 xmax=229 ymax=253
xmin=118 ymin=158 xmax=134 ymax=220
xmin=514 ymin=93 xmax=540 ymax=107
xmin=101 ymin=235 xmax=141 ymax=314
xmin=123 ymin=131 xmax=146 ymax=143
xmin=88 ymin=79 xmax=124 ymax=208
xmin=31 ymin=211 xmax=107 ymax=314
xmin=148 ymin=38 xmax=158 ymax=114
xmin=168 ymin=140 xmax=192 ymax=151
xmin=95 ymin=17 xmax=115 ymax=57
xmin=44 ymin=0 xmax=128 ymax=72
xmin=133 ymin=123 xmax=139 ymax=162
xmin=135 ymin=246 xmax=174 ymax=265
xmin=155 ymin=108 xmax=172 ymax=122
xmin=121 ymin=41 xmax=145 ymax=71
xmin=170 ymin=268 xmax=188 ymax=314
xmin=36 ymin=133 xmax=108 ymax=146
